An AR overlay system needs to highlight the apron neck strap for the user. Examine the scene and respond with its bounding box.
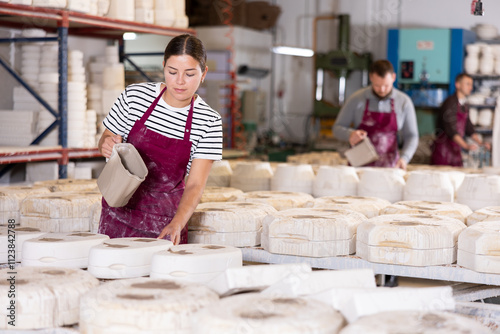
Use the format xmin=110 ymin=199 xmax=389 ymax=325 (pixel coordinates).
xmin=184 ymin=96 xmax=195 ymax=141
xmin=138 ymin=86 xmax=167 ymax=125
xmin=138 ymin=86 xmax=195 ymax=141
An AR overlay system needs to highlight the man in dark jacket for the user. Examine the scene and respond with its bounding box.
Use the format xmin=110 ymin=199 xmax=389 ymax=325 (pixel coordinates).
xmin=431 ymin=73 xmax=489 ymax=166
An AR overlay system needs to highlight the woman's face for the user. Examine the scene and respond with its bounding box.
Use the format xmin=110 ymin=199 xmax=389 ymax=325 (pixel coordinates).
xmin=163 ymin=54 xmax=207 ymax=108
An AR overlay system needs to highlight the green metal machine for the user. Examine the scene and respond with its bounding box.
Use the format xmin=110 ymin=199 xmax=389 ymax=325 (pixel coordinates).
xmin=313 ymin=14 xmax=372 ymax=119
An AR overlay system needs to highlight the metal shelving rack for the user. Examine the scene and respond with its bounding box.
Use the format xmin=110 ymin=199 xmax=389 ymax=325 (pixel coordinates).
xmin=0 ymin=3 xmax=195 ymax=178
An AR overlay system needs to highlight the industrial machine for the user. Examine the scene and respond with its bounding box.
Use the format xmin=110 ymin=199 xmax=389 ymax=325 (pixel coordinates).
xmin=387 ymin=28 xmax=475 ymax=108
xmin=312 ymin=14 xmax=372 ymax=141
xmin=313 ymin=14 xmax=372 ymax=118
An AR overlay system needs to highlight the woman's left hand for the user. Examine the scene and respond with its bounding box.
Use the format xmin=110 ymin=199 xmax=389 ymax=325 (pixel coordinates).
xmin=158 ymin=221 xmax=183 ymax=245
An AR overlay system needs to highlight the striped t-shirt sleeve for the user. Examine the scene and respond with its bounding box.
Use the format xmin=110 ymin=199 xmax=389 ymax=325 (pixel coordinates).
xmin=192 ymin=115 xmax=223 ymax=161
xmin=102 ymin=89 xmax=131 ymax=138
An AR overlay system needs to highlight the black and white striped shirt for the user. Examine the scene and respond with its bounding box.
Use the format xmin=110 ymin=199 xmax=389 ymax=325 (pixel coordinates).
xmin=103 ymin=82 xmax=223 ymax=173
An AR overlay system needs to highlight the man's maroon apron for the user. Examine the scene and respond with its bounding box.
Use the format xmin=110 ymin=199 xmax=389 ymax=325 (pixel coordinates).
xmin=431 ymin=103 xmax=467 ymax=167
xmin=98 ymin=87 xmax=193 ymax=244
xmin=357 ymin=98 xmax=400 ymax=167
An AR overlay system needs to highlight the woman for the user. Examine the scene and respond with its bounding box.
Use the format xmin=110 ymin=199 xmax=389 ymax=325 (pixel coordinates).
xmin=98 ymin=34 xmax=223 ymax=245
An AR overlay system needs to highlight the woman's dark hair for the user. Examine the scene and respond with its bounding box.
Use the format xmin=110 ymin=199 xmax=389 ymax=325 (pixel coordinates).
xmin=369 ymin=59 xmax=395 ymax=77
xmin=163 ymin=34 xmax=207 ymax=72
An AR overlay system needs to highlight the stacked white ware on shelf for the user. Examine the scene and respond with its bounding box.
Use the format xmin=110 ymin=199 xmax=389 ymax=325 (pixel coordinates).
xmin=270 ymin=163 xmax=315 ymax=194
xmin=457 ymin=221 xmax=500 ymax=274
xmin=88 ymin=0 xmax=98 ymax=15
xmin=4 ymin=30 xmax=45 ymax=146
xmin=0 ymin=185 xmax=50 ymax=224
xmin=21 ymin=232 xmax=109 ymax=268
xmin=87 ymin=238 xmax=173 ymax=279
xmin=150 ymin=244 xmax=242 ymax=283
xmin=0 ymin=227 xmax=47 ymax=264
xmin=357 ymin=167 xmax=405 ymax=203
xmin=19 ymin=29 xmax=45 ymax=87
xmin=233 ymin=190 xmax=315 ymax=211
xmin=456 ymin=174 xmax=500 ymax=210
xmin=106 ymin=0 xmax=134 ymax=21
xmin=38 ymin=42 xmax=59 ymax=146
xmin=0 ymin=109 xmax=38 ymax=146
xmin=313 ymin=195 xmax=391 ymax=218
xmin=356 ymin=214 xmax=466 ymax=266
xmin=80 ymin=278 xmax=219 ymax=334
xmin=0 ymin=267 xmax=99 ymax=330
xmin=475 ymin=23 xmax=499 ymax=40
xmin=192 ymin=293 xmax=345 ymax=334
xmin=480 ymin=44 xmax=495 ymax=75
xmin=87 ymin=82 xmax=103 ymax=113
xmin=188 ymin=201 xmax=277 ymax=247
xmin=464 ymin=43 xmax=480 ymax=74
xmin=154 ymin=0 xmax=176 ymax=27
xmin=66 ymin=0 xmax=92 ymax=13
xmin=12 ymin=85 xmax=38 ymax=114
xmin=20 ymin=191 xmax=102 ymax=232
xmin=403 ymin=171 xmax=454 ymax=202
xmin=313 ymin=165 xmax=359 ymax=197
xmin=10 ymin=1 xmax=34 ymax=5
xmin=206 ymin=160 xmax=233 ymax=187
xmin=101 ymin=45 xmax=125 ymax=136
xmin=135 ymin=0 xmax=154 ymax=24
xmin=381 ymin=200 xmax=473 ymax=223
xmin=200 ymin=186 xmax=243 ymax=203
xmin=466 ymin=206 xmax=500 ymax=225
xmin=230 ymin=161 xmax=274 ymax=192
xmin=339 ymin=311 xmax=491 ymax=334
xmin=172 ymin=0 xmax=189 ymax=28
xmin=86 ymin=108 xmax=98 ymax=147
xmin=261 ymin=208 xmax=367 ymax=257
xmin=96 ymin=0 xmax=110 ymax=16
xmin=67 ymin=49 xmax=91 ymax=148
xmin=87 ymin=57 xmax=106 ymax=138
xmin=32 ymin=0 xmax=67 ymax=9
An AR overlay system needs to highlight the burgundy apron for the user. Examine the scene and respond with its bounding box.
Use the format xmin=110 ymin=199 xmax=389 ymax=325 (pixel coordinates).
xmin=357 ymin=98 xmax=400 ymax=167
xmin=98 ymin=87 xmax=194 ymax=244
xmin=431 ymin=103 xmax=467 ymax=167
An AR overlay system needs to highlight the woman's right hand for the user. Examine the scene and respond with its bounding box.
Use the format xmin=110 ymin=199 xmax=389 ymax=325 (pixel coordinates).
xmin=349 ymin=129 xmax=367 ymax=146
xmin=98 ymin=129 xmax=123 ymax=159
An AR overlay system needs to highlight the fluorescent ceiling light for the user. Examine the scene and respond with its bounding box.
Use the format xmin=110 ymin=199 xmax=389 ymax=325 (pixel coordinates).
xmin=272 ymin=46 xmax=314 ymax=57
xmin=123 ymin=32 xmax=137 ymax=40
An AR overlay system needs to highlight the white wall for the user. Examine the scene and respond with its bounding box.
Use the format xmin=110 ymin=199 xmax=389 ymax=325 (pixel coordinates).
xmin=272 ymin=0 xmax=500 ymax=144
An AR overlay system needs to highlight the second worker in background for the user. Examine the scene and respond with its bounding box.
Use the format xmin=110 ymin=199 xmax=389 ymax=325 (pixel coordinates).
xmin=431 ymin=73 xmax=490 ymax=167
xmin=333 ymin=60 xmax=419 ymax=170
